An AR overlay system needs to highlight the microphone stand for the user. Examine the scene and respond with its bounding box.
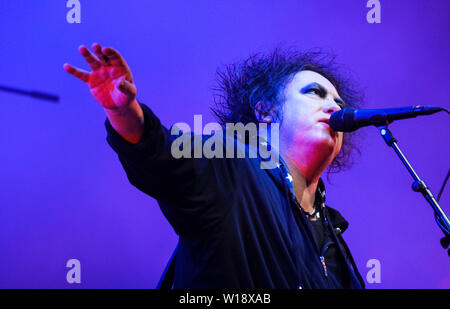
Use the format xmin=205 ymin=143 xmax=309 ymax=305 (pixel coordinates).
xmin=0 ymin=84 xmax=59 ymax=102
xmin=377 ymin=124 xmax=450 ymax=256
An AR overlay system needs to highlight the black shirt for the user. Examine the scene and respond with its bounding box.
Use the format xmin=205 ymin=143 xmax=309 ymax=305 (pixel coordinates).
xmin=309 ymin=215 xmax=348 ymax=287
xmin=105 ymin=103 xmax=365 ymax=289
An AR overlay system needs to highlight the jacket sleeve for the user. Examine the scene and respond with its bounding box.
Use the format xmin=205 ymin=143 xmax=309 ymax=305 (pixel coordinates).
xmin=105 ymin=103 xmax=228 ymax=236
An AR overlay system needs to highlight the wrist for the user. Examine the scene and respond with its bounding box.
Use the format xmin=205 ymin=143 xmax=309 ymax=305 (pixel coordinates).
xmin=104 ymin=99 xmax=140 ymax=117
xmin=104 ymin=99 xmax=144 ymax=145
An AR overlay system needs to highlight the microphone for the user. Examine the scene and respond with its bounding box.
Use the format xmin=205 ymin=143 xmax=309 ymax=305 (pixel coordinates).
xmin=329 ymin=105 xmax=448 ymax=132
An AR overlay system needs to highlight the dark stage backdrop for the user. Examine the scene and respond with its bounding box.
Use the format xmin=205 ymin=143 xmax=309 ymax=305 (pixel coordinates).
xmin=0 ymin=0 xmax=449 ymax=288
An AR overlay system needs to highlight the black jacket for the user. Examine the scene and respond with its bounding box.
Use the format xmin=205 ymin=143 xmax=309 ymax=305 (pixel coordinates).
xmin=105 ymin=103 xmax=365 ymax=289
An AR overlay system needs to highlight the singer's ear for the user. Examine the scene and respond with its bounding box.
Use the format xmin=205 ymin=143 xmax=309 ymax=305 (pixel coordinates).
xmin=254 ymin=101 xmax=280 ymax=124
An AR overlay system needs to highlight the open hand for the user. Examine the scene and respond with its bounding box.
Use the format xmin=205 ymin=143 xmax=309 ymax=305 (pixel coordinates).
xmin=64 ymin=43 xmax=137 ymax=109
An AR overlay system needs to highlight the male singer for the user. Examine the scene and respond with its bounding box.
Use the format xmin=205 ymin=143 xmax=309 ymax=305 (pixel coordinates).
xmin=64 ymin=43 xmax=364 ymax=289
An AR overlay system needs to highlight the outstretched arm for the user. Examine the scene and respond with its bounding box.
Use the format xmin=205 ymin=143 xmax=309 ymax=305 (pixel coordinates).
xmin=64 ymin=44 xmax=231 ymax=236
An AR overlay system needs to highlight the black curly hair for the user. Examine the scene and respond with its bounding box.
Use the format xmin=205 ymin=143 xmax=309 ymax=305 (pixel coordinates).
xmin=211 ymin=47 xmax=363 ymax=173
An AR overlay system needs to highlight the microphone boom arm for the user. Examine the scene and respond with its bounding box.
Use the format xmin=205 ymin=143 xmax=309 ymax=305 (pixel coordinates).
xmin=377 ymin=124 xmax=450 ymax=256
xmin=0 ymin=84 xmax=59 ymax=102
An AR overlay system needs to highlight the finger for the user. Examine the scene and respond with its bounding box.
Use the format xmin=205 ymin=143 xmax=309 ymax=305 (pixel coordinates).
xmin=102 ymin=47 xmax=128 ymax=69
xmin=78 ymin=45 xmax=101 ymax=71
xmin=92 ymin=43 xmax=109 ymax=67
xmin=116 ymin=76 xmax=136 ymax=97
xmin=102 ymin=47 xmax=134 ymax=83
xmin=63 ymin=63 xmax=90 ymax=83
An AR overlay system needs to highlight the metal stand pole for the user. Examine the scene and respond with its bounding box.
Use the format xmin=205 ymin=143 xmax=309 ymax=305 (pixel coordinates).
xmin=377 ymin=125 xmax=450 ymax=256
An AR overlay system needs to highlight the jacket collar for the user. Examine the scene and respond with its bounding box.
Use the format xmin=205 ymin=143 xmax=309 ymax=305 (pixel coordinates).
xmin=268 ymin=155 xmax=350 ymax=234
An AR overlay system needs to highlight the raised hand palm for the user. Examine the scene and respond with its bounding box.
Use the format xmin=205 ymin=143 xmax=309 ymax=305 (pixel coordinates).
xmin=89 ymin=65 xmax=131 ymax=109
xmin=64 ymin=43 xmax=136 ymax=109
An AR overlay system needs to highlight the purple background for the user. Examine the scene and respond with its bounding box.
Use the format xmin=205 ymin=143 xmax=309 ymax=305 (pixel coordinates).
xmin=0 ymin=0 xmax=449 ymax=289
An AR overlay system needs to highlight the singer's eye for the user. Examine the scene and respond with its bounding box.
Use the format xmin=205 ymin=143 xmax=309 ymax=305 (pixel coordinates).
xmin=335 ymin=100 xmax=345 ymax=109
xmin=305 ymin=87 xmax=325 ymax=97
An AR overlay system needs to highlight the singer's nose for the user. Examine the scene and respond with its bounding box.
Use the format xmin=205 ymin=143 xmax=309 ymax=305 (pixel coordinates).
xmin=324 ymin=98 xmax=341 ymax=114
